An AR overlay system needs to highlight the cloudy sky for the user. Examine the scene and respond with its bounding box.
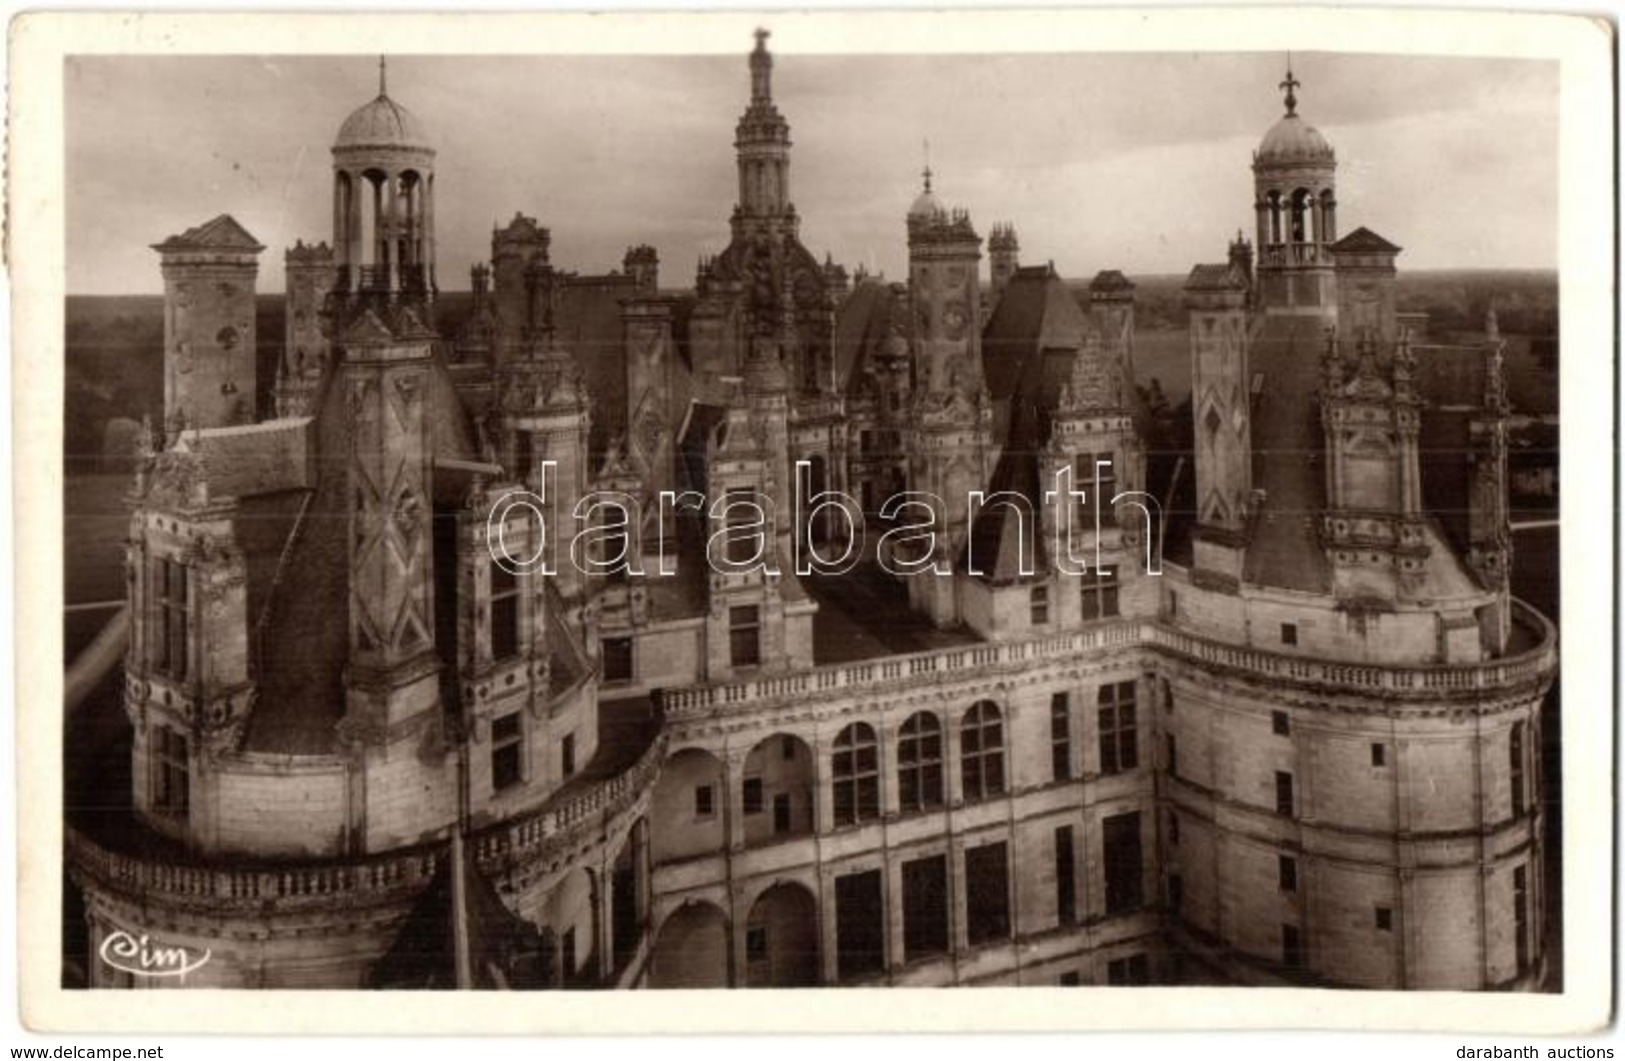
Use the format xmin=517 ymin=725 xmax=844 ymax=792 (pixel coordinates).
xmin=66 ymin=48 xmax=1556 ymax=294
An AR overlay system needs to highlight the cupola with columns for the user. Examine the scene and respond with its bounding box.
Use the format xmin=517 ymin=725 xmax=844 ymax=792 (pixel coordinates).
xmin=330 ymin=57 xmax=438 ymax=320
xmin=1252 ymin=64 xmax=1337 ymax=315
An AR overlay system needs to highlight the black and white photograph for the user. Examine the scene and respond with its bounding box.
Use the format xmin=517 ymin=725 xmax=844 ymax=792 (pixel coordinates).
xmin=13 ymin=5 xmax=1613 ymax=1039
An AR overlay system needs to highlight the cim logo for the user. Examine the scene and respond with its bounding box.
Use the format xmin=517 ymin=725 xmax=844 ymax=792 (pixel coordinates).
xmin=98 ymin=928 xmax=211 ymax=980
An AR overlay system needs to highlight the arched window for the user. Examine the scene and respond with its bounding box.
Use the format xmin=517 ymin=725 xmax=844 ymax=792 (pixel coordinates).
xmin=832 ymin=722 xmax=881 ymax=826
xmin=1318 ymin=189 xmax=1337 ymax=243
xmin=897 ymin=712 xmax=944 ymax=812
xmin=961 ymin=701 xmax=1005 ymax=803
xmin=1290 ymin=188 xmax=1313 ymax=244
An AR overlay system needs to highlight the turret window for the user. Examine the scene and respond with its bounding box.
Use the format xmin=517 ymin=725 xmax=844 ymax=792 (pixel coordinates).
xmin=1075 ymin=453 xmax=1118 ymax=529
xmin=151 ymin=557 xmax=190 ymax=681
xmin=491 ymin=712 xmax=522 ymax=790
xmin=729 ymin=605 xmax=761 ymax=667
xmin=1030 ymin=584 xmax=1050 ymax=626
xmin=1081 ymin=566 xmax=1120 ymax=621
xmin=490 ymin=560 xmax=521 ymax=661
xmin=151 ymin=725 xmax=190 ymax=818
xmin=1510 ymin=722 xmax=1527 ymax=818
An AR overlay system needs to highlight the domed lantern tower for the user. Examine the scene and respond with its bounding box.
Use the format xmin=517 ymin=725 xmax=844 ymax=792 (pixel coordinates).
xmin=1252 ymin=64 xmax=1337 ymax=314
xmin=330 ymin=58 xmax=437 ymax=314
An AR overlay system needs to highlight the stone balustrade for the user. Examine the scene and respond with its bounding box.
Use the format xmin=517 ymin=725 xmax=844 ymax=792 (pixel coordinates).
xmin=67 ymin=731 xmax=668 ymax=912
xmin=67 ymin=599 xmax=1553 ymax=912
xmin=658 ymin=600 xmax=1555 ymax=717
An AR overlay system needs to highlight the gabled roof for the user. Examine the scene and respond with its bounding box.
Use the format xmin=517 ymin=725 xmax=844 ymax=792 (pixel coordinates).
xmin=151 ymin=214 xmax=264 ymax=254
xmin=1329 ymin=227 xmax=1402 ymax=255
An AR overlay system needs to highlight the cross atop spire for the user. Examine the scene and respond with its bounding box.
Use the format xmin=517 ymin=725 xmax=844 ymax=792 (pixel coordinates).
xmin=922 ymin=139 xmax=933 ymax=192
xmin=1279 ymin=57 xmax=1300 ymax=116
xmin=378 ymin=55 xmax=388 ymax=97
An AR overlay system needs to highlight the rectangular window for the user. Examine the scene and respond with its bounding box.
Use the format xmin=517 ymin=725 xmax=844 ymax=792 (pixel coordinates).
xmin=153 ymin=557 xmax=190 ymax=681
xmin=725 ymin=488 xmax=763 ymax=565
xmin=1165 ymin=733 xmax=1178 ymax=778
xmin=491 ymin=712 xmax=522 ymax=790
xmin=1168 ymin=590 xmax=1179 ymax=619
xmin=745 ymin=926 xmax=768 ymax=962
xmin=1280 ymin=622 xmax=1298 ymax=646
xmin=772 ymin=793 xmax=792 ymax=834
xmin=835 ymin=870 xmax=886 ymax=981
xmin=1097 ymin=681 xmax=1138 ymax=775
xmin=1055 ymin=826 xmax=1077 ymax=926
xmin=902 ymin=855 xmax=949 ymax=961
xmin=513 ymin=438 xmax=534 ymax=486
xmin=1371 ymin=743 xmax=1387 ymax=768
xmin=742 ymin=776 xmax=764 ymax=816
xmin=1278 ymin=854 xmax=1298 ymax=893
xmin=603 ymin=637 xmax=633 ymax=682
xmin=1510 ymin=721 xmax=1526 ymax=818
xmin=561 ymin=733 xmax=576 ymax=779
xmin=1375 ymin=906 xmax=1393 ymax=932
xmin=1272 ymin=710 xmax=1291 ymax=736
xmin=965 ymin=842 xmax=1011 ymax=946
xmin=1030 ymin=584 xmax=1050 ymax=625
xmin=1514 ymin=864 xmax=1530 ymax=974
xmin=694 ymin=784 xmax=715 ymax=819
xmin=729 ymin=605 xmax=761 ymax=668
xmin=1059 ymin=971 xmax=1081 ymax=986
xmin=1168 ymin=812 xmax=1180 ymax=846
xmin=1275 ymin=771 xmax=1295 ymax=817
xmin=490 ymin=560 xmax=521 ymax=661
xmin=151 ymin=725 xmax=189 ymax=817
xmin=1103 ymin=812 xmax=1144 ymax=915
xmin=1106 ymin=953 xmax=1150 ymax=986
xmin=1282 ymin=924 xmax=1304 ymax=970
xmin=1081 ymin=566 xmax=1121 ymax=621
xmin=1051 ymin=692 xmax=1072 ymax=782
xmin=1076 ymin=453 xmax=1118 ymax=529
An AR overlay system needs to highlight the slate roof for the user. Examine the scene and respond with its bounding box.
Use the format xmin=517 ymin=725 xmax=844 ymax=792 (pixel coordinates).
xmin=966 ymin=266 xmax=1099 ymax=582
xmin=244 ymin=350 xmax=479 ymax=755
xmin=1239 ymin=314 xmax=1334 ymax=594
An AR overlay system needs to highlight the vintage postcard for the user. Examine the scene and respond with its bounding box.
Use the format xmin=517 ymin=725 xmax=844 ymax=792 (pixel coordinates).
xmin=10 ymin=6 xmax=1614 ymax=1036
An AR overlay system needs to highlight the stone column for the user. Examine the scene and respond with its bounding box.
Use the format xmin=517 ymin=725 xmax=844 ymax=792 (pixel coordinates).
xmin=724 ymin=751 xmax=748 ymax=852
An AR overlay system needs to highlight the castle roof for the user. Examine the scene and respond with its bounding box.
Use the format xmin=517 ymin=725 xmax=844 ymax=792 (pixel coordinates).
xmin=151 ymin=214 xmax=264 ymax=254
xmin=1329 ymin=226 xmax=1403 ymax=255
xmin=335 ymin=92 xmax=433 ymax=154
xmin=1239 ymin=314 xmax=1333 ymax=594
xmin=1256 ymin=113 xmax=1335 ymax=165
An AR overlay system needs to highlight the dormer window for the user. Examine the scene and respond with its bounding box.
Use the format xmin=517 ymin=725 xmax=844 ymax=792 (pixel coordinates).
xmin=490 ymin=559 xmax=520 ymax=661
xmin=151 ymin=725 xmax=190 ymax=818
xmin=151 ymin=557 xmax=190 ymax=681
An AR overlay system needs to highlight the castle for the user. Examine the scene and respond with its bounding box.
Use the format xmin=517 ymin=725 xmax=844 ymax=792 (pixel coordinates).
xmin=65 ymin=38 xmax=1557 ymax=991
